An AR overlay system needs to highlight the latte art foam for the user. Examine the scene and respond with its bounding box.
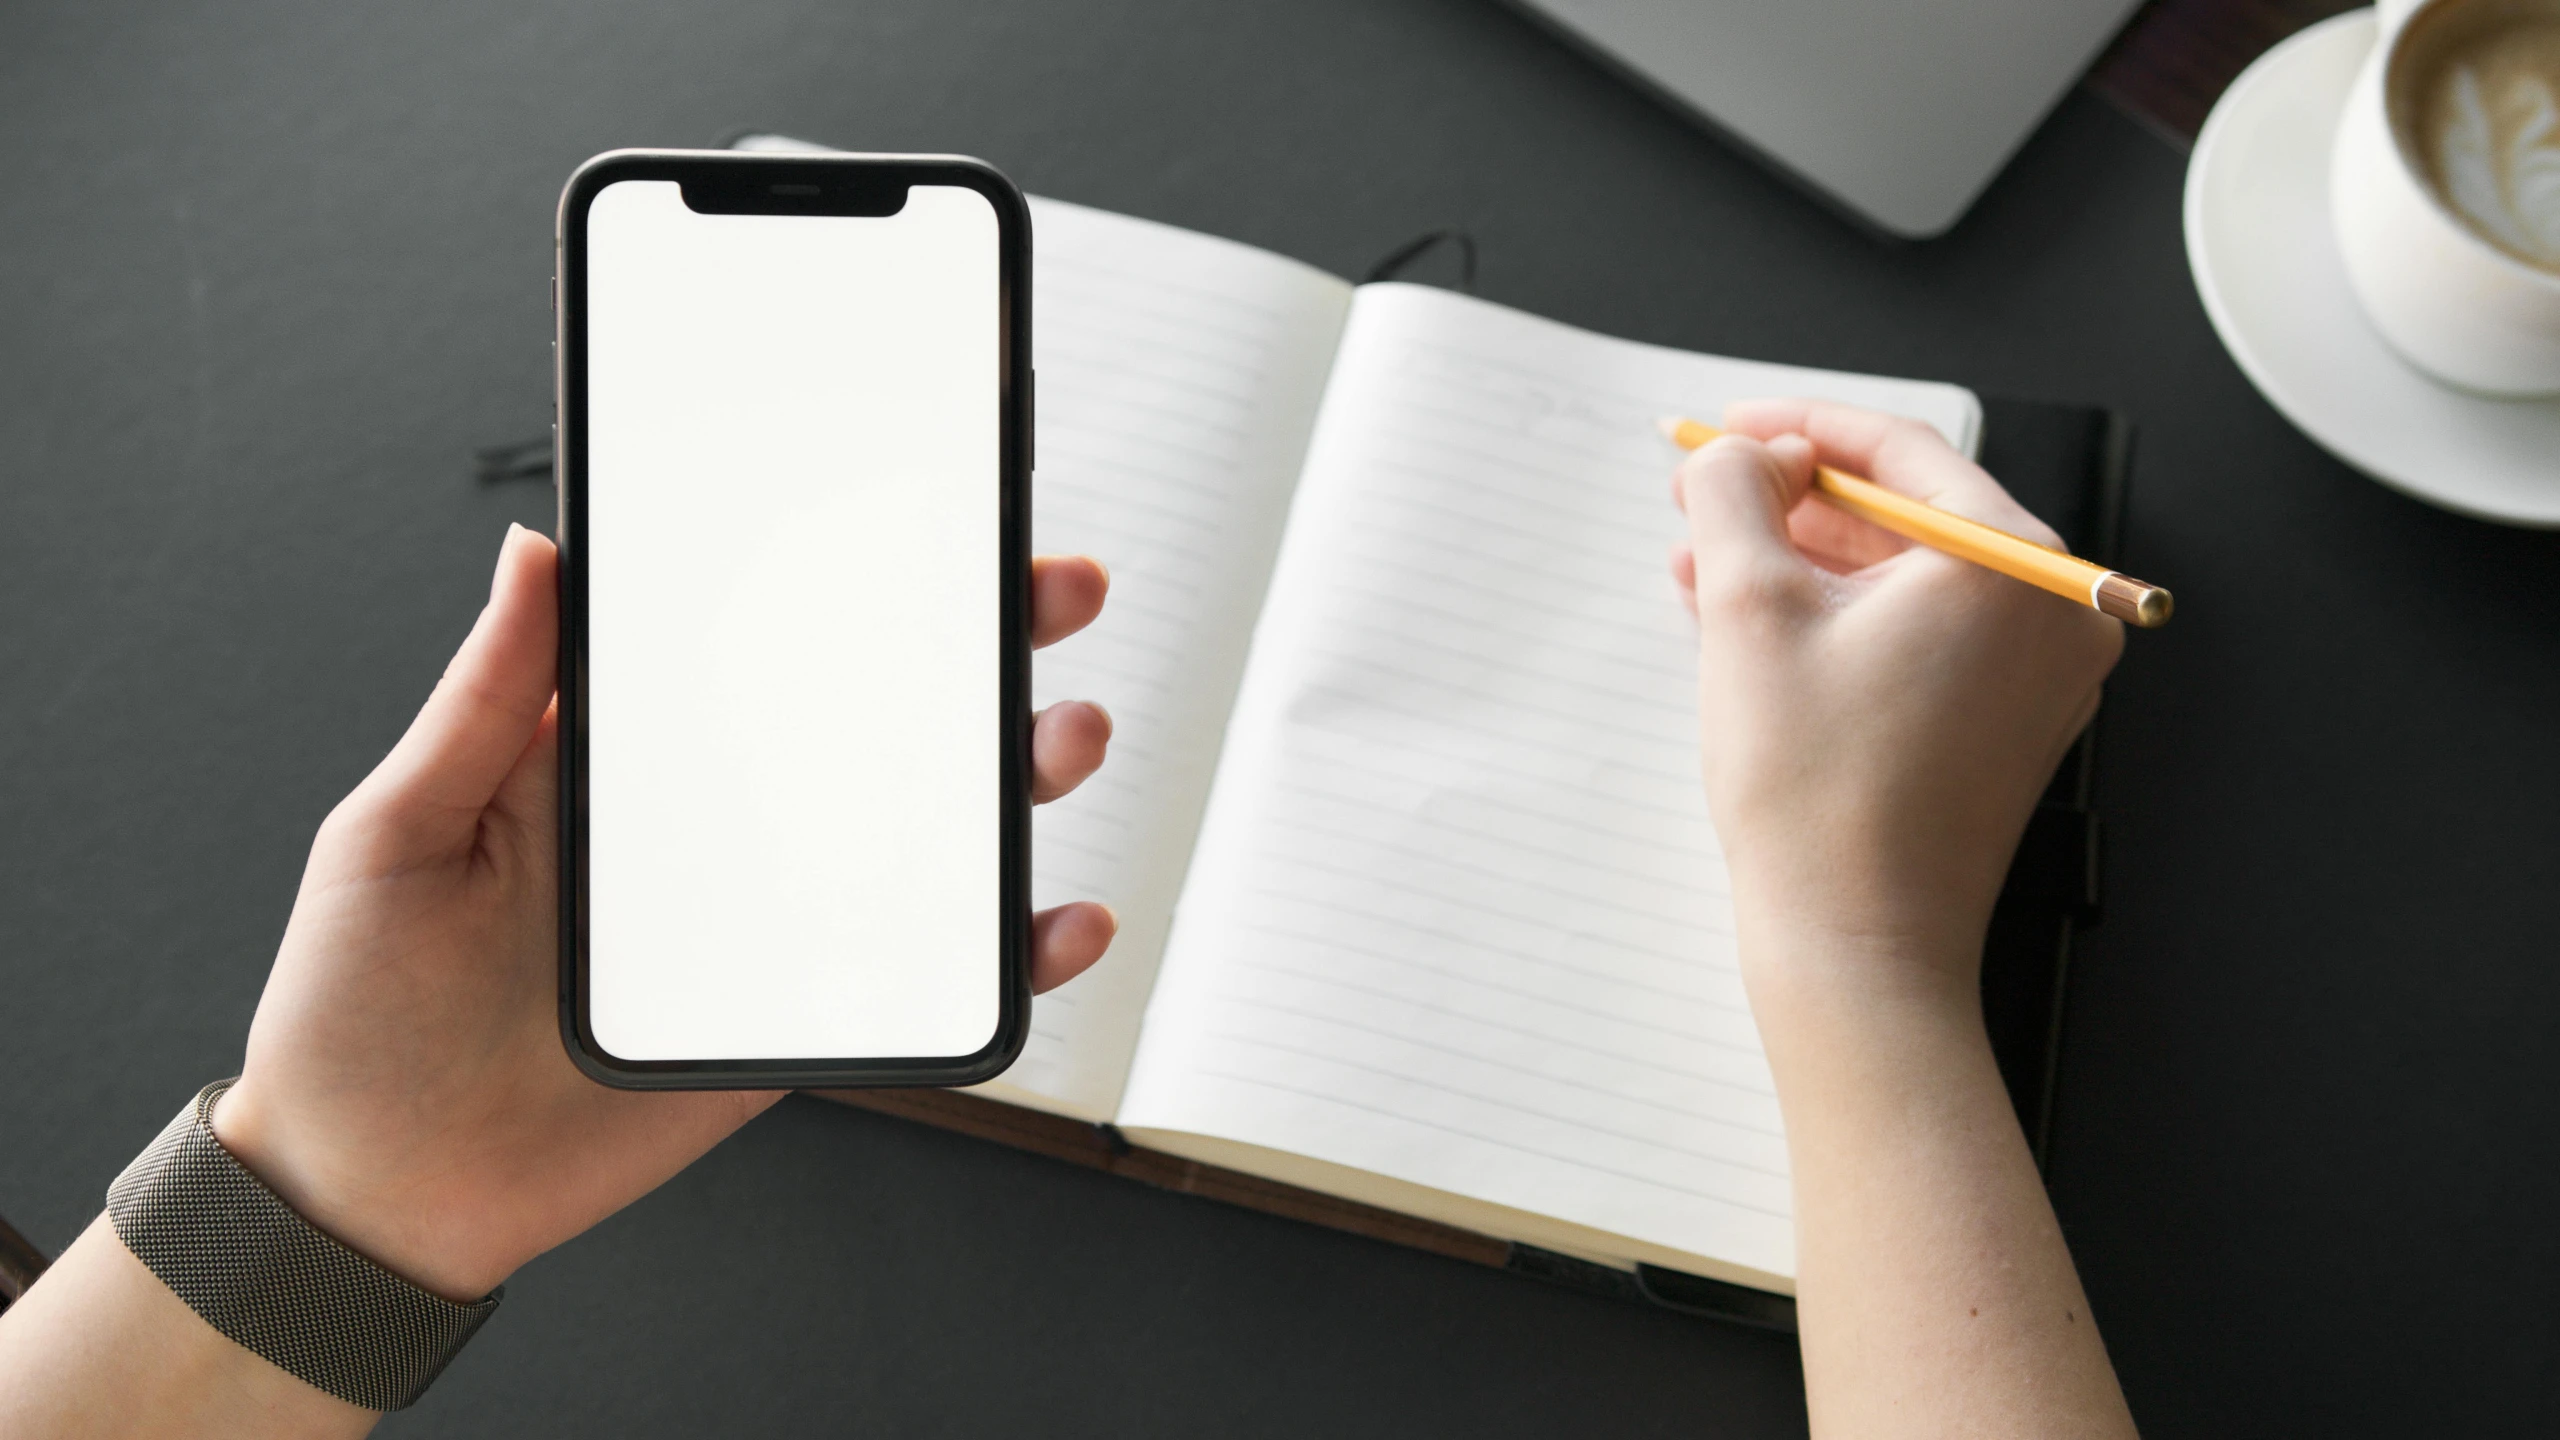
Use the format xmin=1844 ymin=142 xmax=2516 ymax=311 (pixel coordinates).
xmin=2406 ymin=13 xmax=2560 ymax=274
xmin=2438 ymin=66 xmax=2560 ymax=265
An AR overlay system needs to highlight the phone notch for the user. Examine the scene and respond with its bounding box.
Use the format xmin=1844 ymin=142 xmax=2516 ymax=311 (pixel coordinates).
xmin=680 ymin=171 xmax=909 ymax=218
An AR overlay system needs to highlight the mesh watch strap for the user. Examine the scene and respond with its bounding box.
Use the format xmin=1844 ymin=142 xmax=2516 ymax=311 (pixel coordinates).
xmin=106 ymin=1080 xmax=501 ymax=1411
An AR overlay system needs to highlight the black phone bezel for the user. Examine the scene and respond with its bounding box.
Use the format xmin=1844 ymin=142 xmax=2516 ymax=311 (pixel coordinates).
xmin=553 ymin=149 xmax=1034 ymax=1090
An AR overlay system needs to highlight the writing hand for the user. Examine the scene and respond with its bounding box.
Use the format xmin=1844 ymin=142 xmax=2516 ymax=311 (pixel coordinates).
xmin=1669 ymin=399 xmax=2137 ymax=1440
xmin=1670 ymin=399 xmax=2123 ymax=996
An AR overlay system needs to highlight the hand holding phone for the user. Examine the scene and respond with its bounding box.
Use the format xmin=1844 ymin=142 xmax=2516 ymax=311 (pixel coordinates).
xmin=207 ymin=528 xmax=1115 ymax=1303
xmin=558 ymin=151 xmax=1043 ymax=1086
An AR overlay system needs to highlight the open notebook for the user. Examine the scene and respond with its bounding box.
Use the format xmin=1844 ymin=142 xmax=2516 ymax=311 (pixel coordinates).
xmin=946 ymin=196 xmax=1980 ymax=1296
xmin=736 ymin=134 xmax=2004 ymax=1300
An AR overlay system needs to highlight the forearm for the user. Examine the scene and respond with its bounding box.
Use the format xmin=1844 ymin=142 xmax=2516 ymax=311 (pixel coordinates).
xmin=0 ymin=1217 xmax=375 ymax=1440
xmin=1748 ymin=927 xmax=2136 ymax=1440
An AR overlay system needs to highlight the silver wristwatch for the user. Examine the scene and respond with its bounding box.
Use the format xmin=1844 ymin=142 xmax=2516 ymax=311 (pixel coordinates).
xmin=106 ymin=1079 xmax=502 ymax=1411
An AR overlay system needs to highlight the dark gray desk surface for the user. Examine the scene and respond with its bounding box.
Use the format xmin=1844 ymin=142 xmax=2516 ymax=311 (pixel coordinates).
xmin=4 ymin=0 xmax=2557 ymax=1434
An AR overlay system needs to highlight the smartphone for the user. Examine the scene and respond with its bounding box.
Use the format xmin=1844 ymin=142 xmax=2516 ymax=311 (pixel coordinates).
xmin=554 ymin=150 xmax=1031 ymax=1088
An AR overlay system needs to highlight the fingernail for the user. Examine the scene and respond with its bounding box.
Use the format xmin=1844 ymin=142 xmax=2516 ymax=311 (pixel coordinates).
xmin=1084 ymin=700 xmax=1114 ymax=737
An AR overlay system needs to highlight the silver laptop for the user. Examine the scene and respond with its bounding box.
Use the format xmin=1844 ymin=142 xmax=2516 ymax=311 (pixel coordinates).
xmin=1505 ymin=0 xmax=2145 ymax=238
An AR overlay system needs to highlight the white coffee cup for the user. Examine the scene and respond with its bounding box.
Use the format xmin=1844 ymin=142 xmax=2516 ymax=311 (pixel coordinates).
xmin=2331 ymin=0 xmax=2560 ymax=396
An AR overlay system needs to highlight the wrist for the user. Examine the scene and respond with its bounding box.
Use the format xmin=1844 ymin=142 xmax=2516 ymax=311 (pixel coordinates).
xmin=0 ymin=1217 xmax=379 ymax=1439
xmin=209 ymin=1083 xmax=510 ymax=1303
xmin=1732 ymin=900 xmax=1993 ymax=1058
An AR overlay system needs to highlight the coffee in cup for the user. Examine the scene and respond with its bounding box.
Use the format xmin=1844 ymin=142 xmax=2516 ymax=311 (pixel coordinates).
xmin=2400 ymin=0 xmax=2560 ymax=270
xmin=2333 ymin=0 xmax=2560 ymax=395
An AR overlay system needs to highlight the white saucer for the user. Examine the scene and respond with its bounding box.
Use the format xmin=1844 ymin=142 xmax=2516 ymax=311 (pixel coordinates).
xmin=2186 ymin=11 xmax=2560 ymax=527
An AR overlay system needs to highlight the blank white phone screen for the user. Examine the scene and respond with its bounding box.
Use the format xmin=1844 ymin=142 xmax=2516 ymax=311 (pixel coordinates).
xmin=583 ymin=178 xmax=1002 ymax=1062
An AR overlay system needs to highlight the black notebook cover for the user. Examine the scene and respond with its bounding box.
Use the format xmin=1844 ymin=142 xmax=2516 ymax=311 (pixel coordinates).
xmin=1972 ymin=398 xmax=2128 ymax=1166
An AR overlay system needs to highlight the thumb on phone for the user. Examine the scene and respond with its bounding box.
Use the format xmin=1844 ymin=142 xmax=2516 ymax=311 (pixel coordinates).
xmin=348 ymin=525 xmax=561 ymax=862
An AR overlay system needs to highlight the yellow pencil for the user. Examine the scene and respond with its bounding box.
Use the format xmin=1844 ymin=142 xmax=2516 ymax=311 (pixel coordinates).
xmin=1660 ymin=417 xmax=2173 ymax=629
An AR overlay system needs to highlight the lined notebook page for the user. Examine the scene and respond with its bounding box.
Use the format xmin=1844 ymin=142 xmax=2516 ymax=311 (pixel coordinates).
xmin=1116 ymin=284 xmax=1978 ymax=1279
xmin=974 ymin=199 xmax=1352 ymax=1119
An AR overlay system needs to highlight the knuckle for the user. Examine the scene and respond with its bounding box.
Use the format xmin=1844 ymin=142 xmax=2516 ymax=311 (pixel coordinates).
xmin=1681 ymin=436 xmax=1762 ymax=490
xmin=1696 ymin=559 xmax=1812 ymax=627
xmin=1706 ymin=432 xmax=1771 ymax=467
xmin=1869 ymin=415 xmax=1932 ymax=459
xmin=2017 ymin=515 xmax=2067 ymax=551
xmin=312 ymin=796 xmax=407 ymax=873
